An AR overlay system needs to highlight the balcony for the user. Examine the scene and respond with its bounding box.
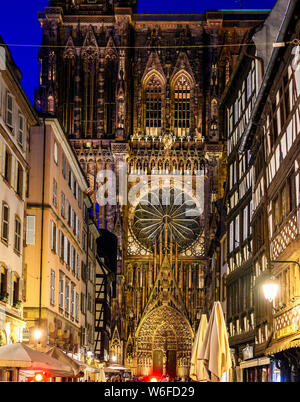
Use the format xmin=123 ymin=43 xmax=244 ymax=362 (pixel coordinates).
xmin=270 ymin=210 xmax=298 ymax=260
xmin=273 ymin=303 xmax=300 ymax=341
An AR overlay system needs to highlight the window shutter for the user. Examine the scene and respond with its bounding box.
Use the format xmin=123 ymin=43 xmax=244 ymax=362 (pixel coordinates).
xmin=64 ymin=236 xmax=68 ymax=263
xmin=66 ymin=200 xmax=69 ymax=223
xmin=70 ymin=245 xmax=73 ymax=269
xmin=11 ymin=156 xmax=16 ymax=190
xmin=26 ymin=215 xmax=35 ymax=245
xmin=50 ymin=221 xmax=54 ymax=250
xmin=14 ymin=158 xmax=18 ymax=192
xmin=55 ymin=224 xmax=58 ymax=253
xmin=19 ymin=278 xmax=23 ymax=302
xmin=7 ymin=269 xmax=12 ymax=305
xmin=0 ymin=138 xmax=4 ymax=176
xmin=59 ymin=231 xmax=62 ymax=258
xmin=23 ymin=169 xmax=27 ymax=200
xmin=71 ymin=208 xmax=74 ymax=230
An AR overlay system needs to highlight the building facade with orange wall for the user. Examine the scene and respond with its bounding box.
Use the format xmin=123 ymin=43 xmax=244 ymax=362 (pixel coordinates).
xmin=23 ymin=117 xmax=94 ymax=358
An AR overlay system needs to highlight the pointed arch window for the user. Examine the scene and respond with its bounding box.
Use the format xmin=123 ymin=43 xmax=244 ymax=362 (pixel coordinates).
xmin=145 ymin=75 xmax=162 ymax=137
xmin=104 ymin=57 xmax=116 ymax=137
xmin=174 ymin=75 xmax=191 ymax=137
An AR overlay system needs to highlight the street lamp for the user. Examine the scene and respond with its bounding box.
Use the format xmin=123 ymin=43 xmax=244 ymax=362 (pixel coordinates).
xmin=262 ymin=277 xmax=279 ymax=302
xmin=262 ymin=260 xmax=300 ymax=302
xmin=33 ymin=328 xmax=42 ymax=341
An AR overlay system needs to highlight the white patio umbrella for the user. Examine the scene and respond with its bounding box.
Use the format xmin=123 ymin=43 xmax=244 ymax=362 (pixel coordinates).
xmin=98 ymin=365 xmax=106 ymax=382
xmin=190 ymin=314 xmax=208 ymax=381
xmin=46 ymin=346 xmax=84 ymax=377
xmin=198 ymin=302 xmax=232 ymax=382
xmin=0 ymin=343 xmax=74 ymax=378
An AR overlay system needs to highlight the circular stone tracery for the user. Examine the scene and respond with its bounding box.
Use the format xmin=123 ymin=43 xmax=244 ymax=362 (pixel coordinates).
xmin=132 ymin=187 xmax=203 ymax=253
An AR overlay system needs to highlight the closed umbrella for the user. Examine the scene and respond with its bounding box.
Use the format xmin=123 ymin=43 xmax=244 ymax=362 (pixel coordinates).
xmin=99 ymin=365 xmax=106 ymax=382
xmin=198 ymin=302 xmax=232 ymax=382
xmin=0 ymin=343 xmax=73 ymax=378
xmin=190 ymin=314 xmax=208 ymax=381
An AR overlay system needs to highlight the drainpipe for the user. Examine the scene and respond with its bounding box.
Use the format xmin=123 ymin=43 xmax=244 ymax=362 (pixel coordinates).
xmin=84 ymin=212 xmax=90 ymax=361
xmin=38 ymin=117 xmax=46 ymax=330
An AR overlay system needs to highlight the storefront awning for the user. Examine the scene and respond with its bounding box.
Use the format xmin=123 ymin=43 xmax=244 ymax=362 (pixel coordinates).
xmin=265 ymin=334 xmax=300 ymax=355
xmin=239 ymin=357 xmax=270 ymax=369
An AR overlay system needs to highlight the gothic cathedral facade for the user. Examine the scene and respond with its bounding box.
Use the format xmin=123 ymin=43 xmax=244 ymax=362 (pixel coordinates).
xmin=36 ymin=0 xmax=268 ymax=377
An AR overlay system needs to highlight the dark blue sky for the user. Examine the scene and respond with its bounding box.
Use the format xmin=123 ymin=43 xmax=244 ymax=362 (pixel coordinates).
xmin=0 ymin=0 xmax=276 ymax=104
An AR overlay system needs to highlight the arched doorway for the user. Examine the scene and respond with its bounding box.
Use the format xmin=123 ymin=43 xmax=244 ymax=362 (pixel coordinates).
xmin=153 ymin=323 xmax=177 ymax=377
xmin=136 ymin=306 xmax=193 ymax=378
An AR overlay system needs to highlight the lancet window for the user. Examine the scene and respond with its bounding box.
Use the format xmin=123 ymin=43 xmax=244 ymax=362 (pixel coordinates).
xmin=105 ymin=57 xmax=116 ymax=137
xmin=145 ymin=74 xmax=162 ymax=137
xmin=174 ymin=75 xmax=191 ymax=137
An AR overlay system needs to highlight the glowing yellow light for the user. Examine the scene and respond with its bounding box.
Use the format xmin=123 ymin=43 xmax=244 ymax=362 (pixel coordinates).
xmin=150 ymin=377 xmax=158 ymax=382
xmin=33 ymin=329 xmax=42 ymax=340
xmin=263 ymin=278 xmax=279 ymax=302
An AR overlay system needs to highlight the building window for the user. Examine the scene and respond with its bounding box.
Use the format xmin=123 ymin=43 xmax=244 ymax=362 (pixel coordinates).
xmin=16 ymin=162 xmax=23 ymax=198
xmin=78 ymin=188 xmax=82 ymax=209
xmin=77 ymin=219 xmax=80 ymax=243
xmin=18 ymin=114 xmax=25 ymax=147
xmin=66 ymin=200 xmax=70 ymax=224
xmin=104 ymin=58 xmax=116 ymax=137
xmin=50 ymin=270 xmax=55 ymax=306
xmin=65 ymin=279 xmax=70 ymax=314
xmin=235 ymin=215 xmax=240 ymax=248
xmin=272 ymin=171 xmax=295 ymax=232
xmin=12 ymin=274 xmax=20 ymax=306
xmin=53 ymin=179 xmax=57 ymax=208
xmin=6 ymin=93 xmax=13 ymax=130
xmin=71 ymin=285 xmax=75 ymax=318
xmin=229 ymin=220 xmax=234 ymax=253
xmin=174 ymin=75 xmax=191 ymax=137
xmin=61 ymin=192 xmax=65 ymax=218
xmin=62 ymin=154 xmax=66 ymax=178
xmin=0 ymin=266 xmax=8 ymax=299
xmin=243 ymin=205 xmax=249 ymax=241
xmin=70 ymin=244 xmax=74 ymax=271
xmin=59 ymin=274 xmax=64 ymax=309
xmin=59 ymin=230 xmax=64 ymax=260
xmin=88 ymin=293 xmax=92 ymax=312
xmin=1 ymin=204 xmax=9 ymax=244
xmin=26 ymin=215 xmax=35 ymax=245
xmin=54 ymin=141 xmax=58 ymax=165
xmin=76 ymin=254 xmax=80 ymax=279
xmin=64 ymin=236 xmax=68 ymax=265
xmin=14 ymin=217 xmax=21 ymax=253
xmin=4 ymin=148 xmax=12 ymax=184
xmin=50 ymin=221 xmax=57 ymax=252
xmin=81 ymin=292 xmax=86 ymax=314
xmin=145 ymin=74 xmax=162 ymax=137
xmin=76 ymin=293 xmax=79 ymax=321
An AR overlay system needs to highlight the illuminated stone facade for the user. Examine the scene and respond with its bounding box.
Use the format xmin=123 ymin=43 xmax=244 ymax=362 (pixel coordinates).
xmin=36 ymin=0 xmax=268 ymax=377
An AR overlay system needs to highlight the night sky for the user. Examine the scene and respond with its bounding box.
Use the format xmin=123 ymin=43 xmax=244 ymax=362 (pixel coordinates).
xmin=0 ymin=0 xmax=276 ymax=104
